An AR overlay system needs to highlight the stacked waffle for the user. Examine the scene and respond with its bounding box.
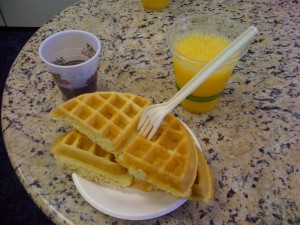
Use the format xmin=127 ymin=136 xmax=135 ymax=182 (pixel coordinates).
xmin=50 ymin=92 xmax=214 ymax=202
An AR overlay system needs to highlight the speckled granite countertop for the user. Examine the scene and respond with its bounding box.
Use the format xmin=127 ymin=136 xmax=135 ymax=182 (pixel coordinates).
xmin=1 ymin=0 xmax=299 ymax=224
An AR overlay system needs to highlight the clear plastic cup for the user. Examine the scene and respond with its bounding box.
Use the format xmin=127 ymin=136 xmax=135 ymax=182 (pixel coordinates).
xmin=39 ymin=30 xmax=101 ymax=100
xmin=166 ymin=15 xmax=249 ymax=113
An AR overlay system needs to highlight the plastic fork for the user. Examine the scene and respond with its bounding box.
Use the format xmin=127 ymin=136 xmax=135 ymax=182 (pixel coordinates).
xmin=138 ymin=26 xmax=258 ymax=140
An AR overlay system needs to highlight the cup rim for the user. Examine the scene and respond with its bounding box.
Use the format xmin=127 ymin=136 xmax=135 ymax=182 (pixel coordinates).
xmin=38 ymin=30 xmax=101 ymax=69
xmin=166 ymin=14 xmax=248 ymax=66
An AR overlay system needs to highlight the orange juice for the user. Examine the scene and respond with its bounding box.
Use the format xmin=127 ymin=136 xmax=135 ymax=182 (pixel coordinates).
xmin=173 ymin=33 xmax=236 ymax=113
xmin=141 ymin=0 xmax=171 ymax=10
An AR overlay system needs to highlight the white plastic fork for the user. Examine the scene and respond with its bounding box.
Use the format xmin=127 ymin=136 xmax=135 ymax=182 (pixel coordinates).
xmin=138 ymin=26 xmax=258 ymax=140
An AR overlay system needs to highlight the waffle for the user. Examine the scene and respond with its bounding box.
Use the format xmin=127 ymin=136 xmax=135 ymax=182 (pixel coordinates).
xmin=51 ymin=92 xmax=198 ymax=198
xmin=51 ymin=130 xmax=133 ymax=188
xmin=190 ymin=148 xmax=214 ymax=203
xmin=125 ymin=145 xmax=214 ymax=201
xmin=51 ymin=92 xmax=152 ymax=155
xmin=131 ymin=178 xmax=155 ymax=192
xmin=51 ymin=130 xmax=213 ymax=200
xmin=116 ymin=113 xmax=198 ymax=197
xmin=128 ymin=147 xmax=214 ymax=201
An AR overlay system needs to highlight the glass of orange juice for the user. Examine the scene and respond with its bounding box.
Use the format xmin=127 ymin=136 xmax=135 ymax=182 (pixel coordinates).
xmin=141 ymin=0 xmax=171 ymax=10
xmin=166 ymin=14 xmax=249 ymax=113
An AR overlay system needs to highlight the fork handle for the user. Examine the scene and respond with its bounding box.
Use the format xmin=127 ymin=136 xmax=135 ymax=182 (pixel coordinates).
xmin=166 ymin=26 xmax=258 ymax=111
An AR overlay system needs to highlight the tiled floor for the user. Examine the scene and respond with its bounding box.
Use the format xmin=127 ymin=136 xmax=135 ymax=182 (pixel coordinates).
xmin=0 ymin=27 xmax=54 ymax=225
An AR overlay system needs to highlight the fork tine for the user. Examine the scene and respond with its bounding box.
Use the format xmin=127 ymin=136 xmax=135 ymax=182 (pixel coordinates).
xmin=137 ymin=114 xmax=146 ymax=131
xmin=139 ymin=116 xmax=151 ymax=135
xmin=137 ymin=117 xmax=145 ymax=132
xmin=138 ymin=103 xmax=167 ymax=139
xmin=146 ymin=124 xmax=157 ymax=140
xmin=146 ymin=117 xmax=163 ymax=140
xmin=143 ymin=122 xmax=154 ymax=138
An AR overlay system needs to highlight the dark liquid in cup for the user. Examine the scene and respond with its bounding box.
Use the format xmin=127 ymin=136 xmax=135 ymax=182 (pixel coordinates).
xmin=62 ymin=60 xmax=85 ymax=66
xmin=57 ymin=60 xmax=97 ymax=100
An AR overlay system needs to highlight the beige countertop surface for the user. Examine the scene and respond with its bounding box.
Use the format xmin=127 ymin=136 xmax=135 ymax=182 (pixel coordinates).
xmin=1 ymin=0 xmax=299 ymax=224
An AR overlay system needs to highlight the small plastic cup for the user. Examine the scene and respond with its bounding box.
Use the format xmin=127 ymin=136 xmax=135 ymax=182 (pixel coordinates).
xmin=166 ymin=15 xmax=249 ymax=113
xmin=39 ymin=30 xmax=101 ymax=100
xmin=141 ymin=0 xmax=171 ymax=10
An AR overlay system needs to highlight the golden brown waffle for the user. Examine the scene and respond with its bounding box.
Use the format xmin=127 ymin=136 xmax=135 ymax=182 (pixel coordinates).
xmin=51 ymin=92 xmax=152 ymax=155
xmin=131 ymin=179 xmax=155 ymax=192
xmin=51 ymin=92 xmax=198 ymax=198
xmin=51 ymin=130 xmax=133 ymax=188
xmin=116 ymin=113 xmax=198 ymax=198
xmin=128 ymin=147 xmax=215 ymax=200
xmin=189 ymin=149 xmax=214 ymax=203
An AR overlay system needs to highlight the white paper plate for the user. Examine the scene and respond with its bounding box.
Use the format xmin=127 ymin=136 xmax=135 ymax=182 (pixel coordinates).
xmin=73 ymin=174 xmax=187 ymax=220
xmin=72 ymin=121 xmax=201 ymax=220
